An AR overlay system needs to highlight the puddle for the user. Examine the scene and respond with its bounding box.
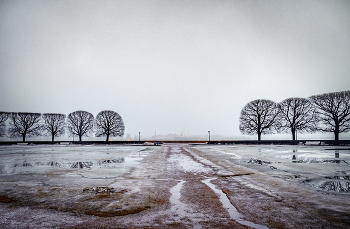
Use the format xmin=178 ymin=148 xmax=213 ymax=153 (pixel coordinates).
xmin=319 ymin=181 xmax=350 ymax=193
xmin=325 ymin=176 xmax=350 ymax=180
xmin=303 ymin=177 xmax=350 ymax=193
xmin=46 ymin=161 xmax=62 ymax=167
xmin=202 ymin=178 xmax=269 ymax=229
xmin=70 ymin=161 xmax=93 ymax=169
xmin=322 ymin=160 xmax=347 ymax=164
xmin=2 ymin=147 xmax=148 ymax=175
xmin=291 ymin=157 xmax=347 ymax=163
xmin=247 ymin=158 xmax=271 ymax=165
xmin=291 ymin=150 xmax=349 ymax=163
xmin=170 ymin=180 xmax=187 ymax=221
xmin=14 ymin=162 xmax=33 ymax=167
xmin=97 ymin=158 xmax=125 ymax=164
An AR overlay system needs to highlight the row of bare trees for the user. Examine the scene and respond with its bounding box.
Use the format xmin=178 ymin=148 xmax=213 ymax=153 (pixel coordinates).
xmin=239 ymin=90 xmax=350 ymax=141
xmin=0 ymin=110 xmax=125 ymax=142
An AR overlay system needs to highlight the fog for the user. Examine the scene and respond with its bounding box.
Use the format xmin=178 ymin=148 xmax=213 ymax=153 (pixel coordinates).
xmin=1 ymin=0 xmax=350 ymax=140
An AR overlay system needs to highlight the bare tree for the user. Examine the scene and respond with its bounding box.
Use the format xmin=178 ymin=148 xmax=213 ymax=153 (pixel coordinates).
xmin=239 ymin=99 xmax=279 ymax=141
xmin=67 ymin=110 xmax=94 ymax=141
xmin=95 ymin=111 xmax=125 ymax=141
xmin=8 ymin=112 xmax=42 ymax=142
xmin=42 ymin=113 xmax=66 ymax=142
xmin=0 ymin=112 xmax=10 ymax=137
xmin=309 ymin=91 xmax=350 ymax=141
xmin=278 ymin=98 xmax=317 ymax=141
xmin=95 ymin=110 xmax=125 ymax=141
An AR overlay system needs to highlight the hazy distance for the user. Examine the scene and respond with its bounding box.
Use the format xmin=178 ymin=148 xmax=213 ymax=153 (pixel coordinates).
xmin=1 ymin=0 xmax=350 ymax=140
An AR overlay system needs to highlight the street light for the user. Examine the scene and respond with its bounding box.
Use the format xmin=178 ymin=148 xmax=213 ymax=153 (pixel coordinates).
xmin=139 ymin=132 xmax=140 ymax=143
xmin=208 ymin=131 xmax=210 ymax=143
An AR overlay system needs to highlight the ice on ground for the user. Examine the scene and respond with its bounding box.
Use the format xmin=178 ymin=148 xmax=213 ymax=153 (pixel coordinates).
xmin=170 ymin=180 xmax=187 ymax=221
xmin=0 ymin=145 xmax=152 ymax=179
xmin=190 ymin=145 xmax=350 ymax=193
xmin=168 ymin=153 xmax=212 ymax=173
xmin=202 ymin=178 xmax=269 ymax=229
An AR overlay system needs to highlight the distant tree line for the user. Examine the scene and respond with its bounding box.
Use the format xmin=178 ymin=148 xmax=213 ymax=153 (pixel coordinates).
xmin=0 ymin=110 xmax=125 ymax=142
xmin=1 ymin=90 xmax=348 ymax=142
xmin=239 ymin=90 xmax=350 ymax=141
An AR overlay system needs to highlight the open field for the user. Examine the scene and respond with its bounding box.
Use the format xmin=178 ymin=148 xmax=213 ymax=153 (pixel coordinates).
xmin=0 ymin=144 xmax=349 ymax=228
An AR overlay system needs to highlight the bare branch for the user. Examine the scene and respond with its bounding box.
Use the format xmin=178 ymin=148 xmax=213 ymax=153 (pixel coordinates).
xmin=0 ymin=112 xmax=10 ymax=137
xmin=278 ymin=97 xmax=317 ymax=140
xmin=239 ymin=99 xmax=279 ymax=141
xmin=95 ymin=110 xmax=125 ymax=141
xmin=42 ymin=113 xmax=66 ymax=142
xmin=67 ymin=111 xmax=94 ymax=141
xmin=8 ymin=112 xmax=42 ymax=142
xmin=309 ymin=90 xmax=350 ymax=140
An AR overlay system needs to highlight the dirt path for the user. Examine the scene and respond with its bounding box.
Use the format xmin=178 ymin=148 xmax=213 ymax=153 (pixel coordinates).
xmin=0 ymin=144 xmax=349 ymax=228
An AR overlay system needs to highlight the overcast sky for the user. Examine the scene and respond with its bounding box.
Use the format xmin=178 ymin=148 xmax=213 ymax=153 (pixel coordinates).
xmin=1 ymin=0 xmax=350 ymax=140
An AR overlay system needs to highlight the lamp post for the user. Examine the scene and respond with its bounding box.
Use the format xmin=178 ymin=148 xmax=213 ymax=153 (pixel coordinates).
xmin=139 ymin=132 xmax=140 ymax=143
xmin=208 ymin=131 xmax=210 ymax=143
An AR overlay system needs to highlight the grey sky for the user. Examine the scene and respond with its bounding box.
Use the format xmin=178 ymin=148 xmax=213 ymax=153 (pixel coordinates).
xmin=1 ymin=0 xmax=350 ymax=139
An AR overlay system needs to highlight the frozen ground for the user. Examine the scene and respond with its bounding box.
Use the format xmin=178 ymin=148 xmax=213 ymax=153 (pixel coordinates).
xmin=197 ymin=145 xmax=350 ymax=193
xmin=0 ymin=144 xmax=349 ymax=228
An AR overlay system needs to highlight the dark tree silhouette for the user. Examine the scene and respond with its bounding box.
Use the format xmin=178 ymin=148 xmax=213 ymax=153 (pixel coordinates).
xmin=278 ymin=98 xmax=317 ymax=141
xmin=239 ymin=99 xmax=279 ymax=141
xmin=67 ymin=110 xmax=94 ymax=141
xmin=95 ymin=110 xmax=125 ymax=141
xmin=0 ymin=112 xmax=10 ymax=137
xmin=309 ymin=91 xmax=350 ymax=141
xmin=42 ymin=113 xmax=66 ymax=142
xmin=8 ymin=112 xmax=42 ymax=142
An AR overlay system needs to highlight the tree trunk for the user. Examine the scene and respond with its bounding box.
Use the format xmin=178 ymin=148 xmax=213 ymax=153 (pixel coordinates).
xmin=22 ymin=134 xmax=26 ymax=143
xmin=52 ymin=135 xmax=54 ymax=142
xmin=291 ymin=128 xmax=296 ymax=141
xmin=79 ymin=135 xmax=82 ymax=142
xmin=334 ymin=124 xmax=339 ymax=141
xmin=257 ymin=121 xmax=261 ymax=142
xmin=106 ymin=134 xmax=109 ymax=142
xmin=334 ymin=131 xmax=339 ymax=141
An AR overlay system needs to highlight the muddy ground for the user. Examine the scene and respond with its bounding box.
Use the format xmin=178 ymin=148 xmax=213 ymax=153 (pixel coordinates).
xmin=0 ymin=144 xmax=349 ymax=228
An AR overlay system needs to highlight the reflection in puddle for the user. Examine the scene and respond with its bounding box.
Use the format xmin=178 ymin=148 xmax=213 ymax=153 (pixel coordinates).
xmin=14 ymin=162 xmax=32 ymax=167
xmin=291 ymin=157 xmax=346 ymax=164
xmin=247 ymin=158 xmax=271 ymax=165
xmin=320 ymin=181 xmax=350 ymax=193
xmin=3 ymin=151 xmax=144 ymax=177
xmin=10 ymin=158 xmax=125 ymax=171
xmin=202 ymin=178 xmax=269 ymax=229
xmin=97 ymin=158 xmax=125 ymax=164
xmin=47 ymin=161 xmax=61 ymax=167
xmin=290 ymin=150 xmax=349 ymax=164
xmin=304 ymin=174 xmax=350 ymax=193
xmin=70 ymin=161 xmax=93 ymax=168
xmin=325 ymin=176 xmax=350 ymax=180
